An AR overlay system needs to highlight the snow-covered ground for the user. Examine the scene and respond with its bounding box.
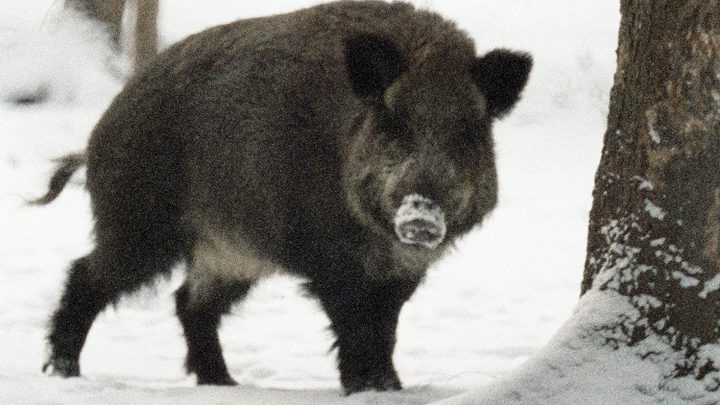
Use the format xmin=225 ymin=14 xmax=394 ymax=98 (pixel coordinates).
xmin=0 ymin=1 xmax=620 ymax=403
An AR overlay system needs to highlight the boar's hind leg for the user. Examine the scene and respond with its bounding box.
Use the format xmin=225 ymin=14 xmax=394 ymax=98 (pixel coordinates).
xmin=306 ymin=276 xmax=421 ymax=395
xmin=175 ymin=276 xmax=253 ymax=385
xmin=44 ymin=239 xmax=181 ymax=377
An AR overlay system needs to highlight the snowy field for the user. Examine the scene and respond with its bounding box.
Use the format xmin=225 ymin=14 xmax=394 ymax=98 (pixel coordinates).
xmin=0 ymin=1 xmax=620 ymax=403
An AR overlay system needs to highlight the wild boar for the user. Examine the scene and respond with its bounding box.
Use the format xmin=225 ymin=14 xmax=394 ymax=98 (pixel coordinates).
xmin=36 ymin=0 xmax=531 ymax=394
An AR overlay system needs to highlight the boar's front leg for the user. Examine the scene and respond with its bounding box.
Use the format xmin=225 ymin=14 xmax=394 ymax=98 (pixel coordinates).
xmin=307 ymin=274 xmax=421 ymax=395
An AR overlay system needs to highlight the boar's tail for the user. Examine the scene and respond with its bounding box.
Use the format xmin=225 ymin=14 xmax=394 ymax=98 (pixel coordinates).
xmin=29 ymin=152 xmax=86 ymax=206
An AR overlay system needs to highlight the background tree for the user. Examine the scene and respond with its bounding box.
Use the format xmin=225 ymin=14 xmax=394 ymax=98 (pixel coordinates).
xmin=439 ymin=0 xmax=720 ymax=403
xmin=65 ymin=0 xmax=124 ymax=47
xmin=131 ymin=0 xmax=159 ymax=71
xmin=65 ymin=0 xmax=158 ymax=71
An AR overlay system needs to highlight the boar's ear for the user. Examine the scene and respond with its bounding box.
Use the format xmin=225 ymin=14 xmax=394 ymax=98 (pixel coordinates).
xmin=471 ymin=49 xmax=532 ymax=118
xmin=344 ymin=33 xmax=408 ymax=105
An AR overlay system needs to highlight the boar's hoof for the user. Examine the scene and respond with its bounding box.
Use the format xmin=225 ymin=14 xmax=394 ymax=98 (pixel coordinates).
xmin=394 ymin=194 xmax=446 ymax=249
xmin=197 ymin=374 xmax=238 ymax=386
xmin=42 ymin=356 xmax=80 ymax=378
xmin=343 ymin=370 xmax=402 ymax=395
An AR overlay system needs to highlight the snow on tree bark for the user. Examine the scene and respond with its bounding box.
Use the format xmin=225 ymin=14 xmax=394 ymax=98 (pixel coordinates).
xmin=582 ymin=0 xmax=720 ymax=385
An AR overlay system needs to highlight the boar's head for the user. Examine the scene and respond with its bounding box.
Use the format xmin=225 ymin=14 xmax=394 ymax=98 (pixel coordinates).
xmin=342 ymin=33 xmax=531 ymax=250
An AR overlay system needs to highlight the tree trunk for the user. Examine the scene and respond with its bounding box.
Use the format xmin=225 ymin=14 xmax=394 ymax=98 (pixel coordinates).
xmin=434 ymin=1 xmax=720 ymax=403
xmin=582 ymin=0 xmax=720 ymax=369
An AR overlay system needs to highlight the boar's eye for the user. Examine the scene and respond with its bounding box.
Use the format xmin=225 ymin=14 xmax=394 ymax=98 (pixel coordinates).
xmin=374 ymin=107 xmax=411 ymax=141
xmin=453 ymin=120 xmax=491 ymax=154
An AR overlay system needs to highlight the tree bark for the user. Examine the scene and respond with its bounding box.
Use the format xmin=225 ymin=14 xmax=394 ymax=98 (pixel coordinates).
xmin=582 ymin=0 xmax=720 ymax=377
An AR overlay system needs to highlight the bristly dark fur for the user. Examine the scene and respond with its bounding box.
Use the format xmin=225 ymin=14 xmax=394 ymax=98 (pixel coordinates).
xmin=39 ymin=0 xmax=531 ymax=395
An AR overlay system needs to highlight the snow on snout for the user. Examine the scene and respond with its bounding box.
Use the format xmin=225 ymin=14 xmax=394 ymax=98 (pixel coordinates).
xmin=394 ymin=194 xmax=446 ymax=249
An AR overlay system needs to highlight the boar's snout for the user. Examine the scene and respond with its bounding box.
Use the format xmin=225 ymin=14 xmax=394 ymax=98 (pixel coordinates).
xmin=393 ymin=194 xmax=446 ymax=249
